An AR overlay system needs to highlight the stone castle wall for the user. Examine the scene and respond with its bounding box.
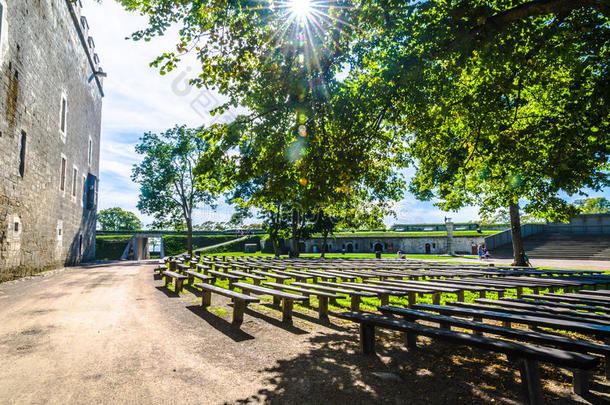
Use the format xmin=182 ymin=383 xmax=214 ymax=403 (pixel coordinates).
xmin=0 ymin=0 xmax=103 ymax=281
xmin=303 ymin=236 xmax=486 ymax=255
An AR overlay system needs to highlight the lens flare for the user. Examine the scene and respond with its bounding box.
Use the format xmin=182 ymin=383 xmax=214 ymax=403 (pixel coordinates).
xmin=289 ymin=0 xmax=313 ymax=20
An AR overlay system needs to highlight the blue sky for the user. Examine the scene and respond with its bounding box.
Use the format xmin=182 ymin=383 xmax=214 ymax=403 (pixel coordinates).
xmin=85 ymin=0 xmax=609 ymax=227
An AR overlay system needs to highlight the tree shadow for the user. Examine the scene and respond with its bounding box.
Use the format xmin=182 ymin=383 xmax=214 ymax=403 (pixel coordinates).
xmin=185 ymin=305 xmax=254 ymax=342
xmin=226 ymin=328 xmax=608 ymax=404
xmin=245 ymin=304 xmax=309 ymax=335
xmin=155 ymin=286 xmax=180 ymax=297
xmin=184 ymin=284 xmax=203 ymax=297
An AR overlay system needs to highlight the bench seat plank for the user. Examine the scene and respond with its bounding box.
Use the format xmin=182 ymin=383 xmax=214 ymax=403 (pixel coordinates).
xmin=414 ymin=304 xmax=610 ymax=339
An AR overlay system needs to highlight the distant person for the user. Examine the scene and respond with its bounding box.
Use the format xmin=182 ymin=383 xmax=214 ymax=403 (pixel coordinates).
xmin=523 ymin=250 xmax=532 ymax=267
xmin=478 ymin=244 xmax=484 ymax=260
xmin=482 ymin=246 xmax=490 ymax=259
xmin=397 ymin=250 xmax=406 ymax=259
xmin=341 ymin=247 xmax=346 ymax=255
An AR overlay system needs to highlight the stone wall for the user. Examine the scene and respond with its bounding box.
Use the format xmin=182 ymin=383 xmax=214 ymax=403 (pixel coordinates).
xmin=0 ymin=0 xmax=103 ymax=281
xmin=303 ymin=236 xmax=485 ymax=255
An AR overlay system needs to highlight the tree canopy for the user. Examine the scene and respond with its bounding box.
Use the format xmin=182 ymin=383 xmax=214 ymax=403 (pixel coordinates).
xmin=574 ymin=197 xmax=610 ymax=214
xmin=97 ymin=207 xmax=142 ymax=231
xmin=119 ymin=0 xmax=609 ymax=261
xmin=132 ymin=125 xmax=220 ymax=254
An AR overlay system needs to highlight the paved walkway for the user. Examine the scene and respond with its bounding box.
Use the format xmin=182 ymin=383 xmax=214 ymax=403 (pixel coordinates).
xmin=0 ymin=261 xmax=603 ymax=404
xmin=428 ymin=257 xmax=610 ymax=271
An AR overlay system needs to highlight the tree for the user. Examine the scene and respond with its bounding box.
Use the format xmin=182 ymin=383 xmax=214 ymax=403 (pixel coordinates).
xmin=97 ymin=207 xmax=142 ymax=231
xmin=574 ymin=197 xmax=610 ymax=214
xmin=347 ymin=1 xmax=610 ymax=265
xmin=120 ymin=0 xmax=407 ymax=258
xmin=132 ymin=125 xmax=219 ymax=255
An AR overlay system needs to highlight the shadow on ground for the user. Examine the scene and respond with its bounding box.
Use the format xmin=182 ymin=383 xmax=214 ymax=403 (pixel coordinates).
xmin=226 ymin=329 xmax=610 ymax=405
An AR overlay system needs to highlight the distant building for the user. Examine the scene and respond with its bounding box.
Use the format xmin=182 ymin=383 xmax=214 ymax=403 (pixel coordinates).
xmin=0 ymin=0 xmax=103 ymax=281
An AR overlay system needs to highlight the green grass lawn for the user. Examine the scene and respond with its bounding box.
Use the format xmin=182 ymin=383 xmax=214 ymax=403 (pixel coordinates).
xmin=313 ymin=230 xmax=498 ymax=238
xmin=211 ymin=252 xmax=478 ymax=260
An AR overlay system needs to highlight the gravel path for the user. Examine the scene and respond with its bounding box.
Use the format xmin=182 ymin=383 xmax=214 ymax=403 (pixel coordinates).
xmin=0 ymin=261 xmax=607 ymax=404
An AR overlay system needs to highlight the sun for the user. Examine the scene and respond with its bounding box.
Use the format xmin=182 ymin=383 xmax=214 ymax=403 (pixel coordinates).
xmin=289 ymin=0 xmax=313 ymax=20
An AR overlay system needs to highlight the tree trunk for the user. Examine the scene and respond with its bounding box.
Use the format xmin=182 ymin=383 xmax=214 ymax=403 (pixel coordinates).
xmin=321 ymin=231 xmax=328 ymax=258
xmin=272 ymin=236 xmax=280 ymax=257
xmin=291 ymin=208 xmax=299 ymax=257
xmin=509 ymin=201 xmax=526 ymax=266
xmin=186 ymin=216 xmax=193 ymax=257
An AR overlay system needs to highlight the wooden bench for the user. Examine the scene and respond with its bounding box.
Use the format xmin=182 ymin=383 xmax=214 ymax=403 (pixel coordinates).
xmin=380 ymin=304 xmax=610 ymax=378
xmin=337 ymin=311 xmax=599 ymax=405
xmin=501 ymin=296 xmax=610 ymax=315
xmin=176 ymin=263 xmax=190 ymax=274
xmin=194 ymin=283 xmax=259 ymax=325
xmin=522 ymin=293 xmax=610 ymax=308
xmin=290 ymin=282 xmax=375 ymax=311
xmin=184 ymin=270 xmax=214 ymax=285
xmin=413 ymin=303 xmax=610 ymax=340
xmin=263 ymin=282 xmax=340 ymax=320
xmin=228 ymin=271 xmax=265 ymax=285
xmin=451 ymin=301 xmax=610 ymax=327
xmin=250 ymin=270 xmax=291 ymax=283
xmin=203 ymin=269 xmax=242 ymax=287
xmin=317 ymin=281 xmax=418 ymax=306
xmin=162 ymin=271 xmax=188 ymax=293
xmin=232 ymin=282 xmax=308 ymax=324
xmin=475 ymin=298 xmax=610 ymax=325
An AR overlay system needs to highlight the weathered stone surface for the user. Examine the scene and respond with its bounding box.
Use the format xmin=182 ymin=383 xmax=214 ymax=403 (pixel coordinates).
xmin=0 ymin=0 xmax=103 ymax=281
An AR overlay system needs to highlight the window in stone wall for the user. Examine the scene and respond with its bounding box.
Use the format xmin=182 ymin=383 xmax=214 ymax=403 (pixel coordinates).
xmin=0 ymin=3 xmax=4 ymax=49
xmin=88 ymin=137 xmax=93 ymax=166
xmin=71 ymin=166 xmax=78 ymax=198
xmin=82 ymin=175 xmax=87 ymax=207
xmin=60 ymin=156 xmax=66 ymax=192
xmin=60 ymin=96 xmax=67 ymax=135
xmin=18 ymin=131 xmax=26 ymax=177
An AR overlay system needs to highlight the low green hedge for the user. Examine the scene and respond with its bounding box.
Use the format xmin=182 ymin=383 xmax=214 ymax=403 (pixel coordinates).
xmin=204 ymin=236 xmax=262 ymax=254
xmin=95 ymin=237 xmax=130 ymax=261
xmin=163 ymin=235 xmax=236 ymax=256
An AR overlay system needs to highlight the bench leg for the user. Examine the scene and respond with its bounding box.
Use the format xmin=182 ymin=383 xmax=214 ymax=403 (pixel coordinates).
xmin=457 ymin=290 xmax=464 ymax=302
xmin=201 ymin=291 xmax=211 ymax=308
xmin=273 ymin=296 xmax=281 ymax=307
xmin=498 ymin=290 xmax=505 ymax=299
xmin=573 ymin=369 xmax=591 ymax=396
xmin=408 ymin=292 xmax=416 ymax=308
xmin=472 ymin=316 xmax=483 ymax=335
xmin=606 ymin=355 xmax=610 ymax=380
xmin=380 ymin=294 xmax=389 ymax=306
xmin=187 ymin=275 xmax=194 ymax=285
xmin=502 ymin=321 xmax=511 ymax=328
xmin=164 ymin=275 xmax=170 ymax=287
xmin=360 ymin=323 xmax=376 ymax=355
xmin=404 ymin=332 xmax=417 ymax=349
xmin=233 ymin=300 xmax=245 ymax=326
xmin=318 ymin=296 xmax=329 ymax=321
xmin=282 ymin=299 xmax=293 ymax=324
xmin=516 ymin=286 xmax=523 ymax=299
xmin=350 ymin=296 xmax=361 ymax=311
xmin=175 ymin=279 xmax=183 ymax=293
xmin=517 ymin=358 xmax=544 ymax=405
xmin=432 ymin=293 xmax=440 ymax=306
xmin=532 ymin=286 xmax=539 ymax=295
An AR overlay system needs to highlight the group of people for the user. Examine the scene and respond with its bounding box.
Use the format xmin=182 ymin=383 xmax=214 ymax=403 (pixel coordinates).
xmin=477 ymin=244 xmax=490 ymax=260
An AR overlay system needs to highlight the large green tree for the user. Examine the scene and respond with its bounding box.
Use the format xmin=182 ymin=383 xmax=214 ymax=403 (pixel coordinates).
xmin=97 ymin=207 xmax=142 ymax=231
xmin=347 ymin=1 xmax=610 ymax=264
xmin=132 ymin=125 xmax=219 ymax=255
xmin=574 ymin=197 xmax=610 ymax=214
xmin=118 ymin=0 xmax=609 ymax=264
